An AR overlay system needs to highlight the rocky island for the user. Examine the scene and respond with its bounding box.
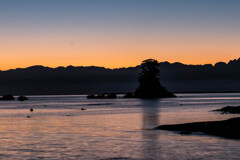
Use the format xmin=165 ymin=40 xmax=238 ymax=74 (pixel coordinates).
xmin=122 ymin=59 xmax=175 ymax=99
xmin=87 ymin=59 xmax=175 ymax=99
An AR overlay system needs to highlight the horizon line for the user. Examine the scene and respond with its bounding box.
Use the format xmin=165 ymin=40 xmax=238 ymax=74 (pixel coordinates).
xmin=1 ymin=57 xmax=239 ymax=72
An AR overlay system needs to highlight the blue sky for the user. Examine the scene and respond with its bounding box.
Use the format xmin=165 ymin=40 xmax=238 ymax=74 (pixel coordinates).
xmin=0 ymin=0 xmax=240 ymax=69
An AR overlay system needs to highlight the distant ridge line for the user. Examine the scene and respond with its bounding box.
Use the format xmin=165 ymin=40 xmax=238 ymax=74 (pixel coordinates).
xmin=2 ymin=57 xmax=240 ymax=72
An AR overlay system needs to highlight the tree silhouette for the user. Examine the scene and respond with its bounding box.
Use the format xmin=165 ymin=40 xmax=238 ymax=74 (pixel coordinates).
xmin=134 ymin=59 xmax=175 ymax=98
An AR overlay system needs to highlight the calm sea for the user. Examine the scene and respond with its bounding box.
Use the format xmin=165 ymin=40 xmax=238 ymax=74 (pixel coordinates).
xmin=0 ymin=93 xmax=240 ymax=160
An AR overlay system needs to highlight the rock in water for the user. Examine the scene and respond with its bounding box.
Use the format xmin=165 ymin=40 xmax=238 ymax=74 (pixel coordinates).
xmin=1 ymin=95 xmax=15 ymax=100
xmin=123 ymin=93 xmax=135 ymax=98
xmin=17 ymin=96 xmax=28 ymax=101
xmin=105 ymin=94 xmax=117 ymax=99
xmin=87 ymin=95 xmax=96 ymax=99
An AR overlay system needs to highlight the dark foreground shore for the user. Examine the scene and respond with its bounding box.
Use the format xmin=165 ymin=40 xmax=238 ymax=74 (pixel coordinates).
xmin=213 ymin=106 xmax=240 ymax=114
xmin=155 ymin=117 xmax=240 ymax=139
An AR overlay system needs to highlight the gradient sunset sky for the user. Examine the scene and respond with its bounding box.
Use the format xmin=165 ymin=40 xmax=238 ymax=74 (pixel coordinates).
xmin=1 ymin=0 xmax=240 ymax=70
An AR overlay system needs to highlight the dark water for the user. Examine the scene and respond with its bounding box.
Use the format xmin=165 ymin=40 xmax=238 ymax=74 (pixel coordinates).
xmin=0 ymin=93 xmax=239 ymax=159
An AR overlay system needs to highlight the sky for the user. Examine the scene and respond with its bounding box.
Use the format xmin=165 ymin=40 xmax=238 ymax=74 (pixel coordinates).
xmin=0 ymin=0 xmax=240 ymax=70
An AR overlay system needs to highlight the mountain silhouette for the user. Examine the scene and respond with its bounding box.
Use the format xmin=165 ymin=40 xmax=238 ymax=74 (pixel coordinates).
xmin=1 ymin=58 xmax=240 ymax=95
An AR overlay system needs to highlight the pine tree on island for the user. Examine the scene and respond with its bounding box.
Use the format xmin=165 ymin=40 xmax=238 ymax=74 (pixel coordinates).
xmin=134 ymin=59 xmax=175 ymax=98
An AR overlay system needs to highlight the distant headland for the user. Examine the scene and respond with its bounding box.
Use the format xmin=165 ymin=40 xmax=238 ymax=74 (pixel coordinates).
xmin=1 ymin=58 xmax=240 ymax=95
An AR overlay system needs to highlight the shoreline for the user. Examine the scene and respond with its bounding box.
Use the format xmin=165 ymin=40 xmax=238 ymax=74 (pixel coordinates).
xmin=155 ymin=117 xmax=240 ymax=139
xmin=5 ymin=92 xmax=240 ymax=96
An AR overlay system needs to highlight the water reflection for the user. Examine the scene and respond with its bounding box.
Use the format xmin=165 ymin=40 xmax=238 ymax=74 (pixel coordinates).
xmin=140 ymin=99 xmax=161 ymax=159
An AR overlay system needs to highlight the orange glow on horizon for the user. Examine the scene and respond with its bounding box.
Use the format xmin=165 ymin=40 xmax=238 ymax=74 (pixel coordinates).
xmin=1 ymin=27 xmax=240 ymax=71
xmin=0 ymin=53 xmax=238 ymax=71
